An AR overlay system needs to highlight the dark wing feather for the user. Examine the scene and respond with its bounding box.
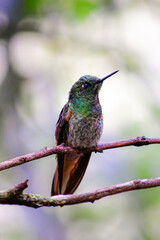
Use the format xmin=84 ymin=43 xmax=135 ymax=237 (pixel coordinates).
xmin=51 ymin=103 xmax=69 ymax=195
xmin=55 ymin=103 xmax=69 ymax=145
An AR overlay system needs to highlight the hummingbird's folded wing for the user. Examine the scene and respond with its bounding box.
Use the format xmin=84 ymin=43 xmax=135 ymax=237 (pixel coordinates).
xmin=55 ymin=103 xmax=70 ymax=146
xmin=51 ymin=103 xmax=91 ymax=195
xmin=52 ymin=103 xmax=70 ymax=195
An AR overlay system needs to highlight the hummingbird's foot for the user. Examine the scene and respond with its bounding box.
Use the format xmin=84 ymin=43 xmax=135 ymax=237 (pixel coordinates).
xmin=71 ymin=146 xmax=84 ymax=150
xmin=57 ymin=143 xmax=64 ymax=147
xmin=95 ymin=149 xmax=103 ymax=153
xmin=94 ymin=144 xmax=103 ymax=153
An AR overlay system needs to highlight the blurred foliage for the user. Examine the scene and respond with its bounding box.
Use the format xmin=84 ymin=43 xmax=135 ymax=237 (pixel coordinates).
xmin=22 ymin=0 xmax=100 ymax=19
xmin=22 ymin=0 xmax=120 ymax=20
xmin=0 ymin=0 xmax=160 ymax=240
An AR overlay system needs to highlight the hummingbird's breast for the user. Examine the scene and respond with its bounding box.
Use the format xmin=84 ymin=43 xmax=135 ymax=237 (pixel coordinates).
xmin=68 ymin=109 xmax=103 ymax=148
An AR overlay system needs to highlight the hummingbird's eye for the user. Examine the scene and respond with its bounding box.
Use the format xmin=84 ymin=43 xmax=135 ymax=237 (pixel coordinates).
xmin=82 ymin=83 xmax=91 ymax=89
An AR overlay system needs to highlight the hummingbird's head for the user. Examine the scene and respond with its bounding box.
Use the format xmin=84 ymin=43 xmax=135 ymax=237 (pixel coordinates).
xmin=69 ymin=70 xmax=119 ymax=101
xmin=69 ymin=75 xmax=101 ymax=101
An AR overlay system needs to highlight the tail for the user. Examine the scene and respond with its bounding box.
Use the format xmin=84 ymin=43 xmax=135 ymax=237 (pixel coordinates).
xmin=51 ymin=152 xmax=91 ymax=195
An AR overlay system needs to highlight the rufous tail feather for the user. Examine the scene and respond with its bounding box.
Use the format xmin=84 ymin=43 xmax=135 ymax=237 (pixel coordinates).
xmin=51 ymin=152 xmax=91 ymax=195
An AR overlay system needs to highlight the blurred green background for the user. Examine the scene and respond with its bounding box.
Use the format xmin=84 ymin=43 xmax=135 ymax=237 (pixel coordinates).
xmin=0 ymin=0 xmax=160 ymax=239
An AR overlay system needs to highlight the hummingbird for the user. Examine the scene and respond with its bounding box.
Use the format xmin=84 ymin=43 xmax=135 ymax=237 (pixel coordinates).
xmin=51 ymin=70 xmax=119 ymax=195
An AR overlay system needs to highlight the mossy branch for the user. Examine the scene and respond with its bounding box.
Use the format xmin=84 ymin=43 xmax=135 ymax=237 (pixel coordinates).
xmin=0 ymin=178 xmax=160 ymax=208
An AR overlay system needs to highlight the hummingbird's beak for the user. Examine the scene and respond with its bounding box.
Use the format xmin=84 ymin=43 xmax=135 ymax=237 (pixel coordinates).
xmin=98 ymin=70 xmax=119 ymax=83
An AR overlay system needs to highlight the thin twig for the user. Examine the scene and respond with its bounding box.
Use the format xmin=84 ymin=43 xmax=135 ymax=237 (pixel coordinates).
xmin=0 ymin=136 xmax=160 ymax=171
xmin=0 ymin=177 xmax=160 ymax=208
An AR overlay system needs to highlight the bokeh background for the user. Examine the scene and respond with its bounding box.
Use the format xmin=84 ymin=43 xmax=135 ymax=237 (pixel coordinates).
xmin=0 ymin=0 xmax=160 ymax=239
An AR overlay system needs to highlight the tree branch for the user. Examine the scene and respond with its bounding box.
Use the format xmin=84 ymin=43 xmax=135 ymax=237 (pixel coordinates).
xmin=0 ymin=177 xmax=160 ymax=208
xmin=0 ymin=136 xmax=160 ymax=171
xmin=0 ymin=136 xmax=160 ymax=207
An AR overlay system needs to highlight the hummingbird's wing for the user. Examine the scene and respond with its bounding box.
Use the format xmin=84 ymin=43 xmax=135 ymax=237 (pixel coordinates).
xmin=53 ymin=103 xmax=70 ymax=195
xmin=55 ymin=103 xmax=70 ymax=146
xmin=51 ymin=103 xmax=91 ymax=195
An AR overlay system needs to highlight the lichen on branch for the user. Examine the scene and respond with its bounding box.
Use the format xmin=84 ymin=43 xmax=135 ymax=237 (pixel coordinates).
xmin=0 ymin=178 xmax=160 ymax=208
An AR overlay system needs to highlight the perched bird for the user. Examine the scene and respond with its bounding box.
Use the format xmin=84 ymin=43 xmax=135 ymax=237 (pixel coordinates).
xmin=51 ymin=70 xmax=119 ymax=195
